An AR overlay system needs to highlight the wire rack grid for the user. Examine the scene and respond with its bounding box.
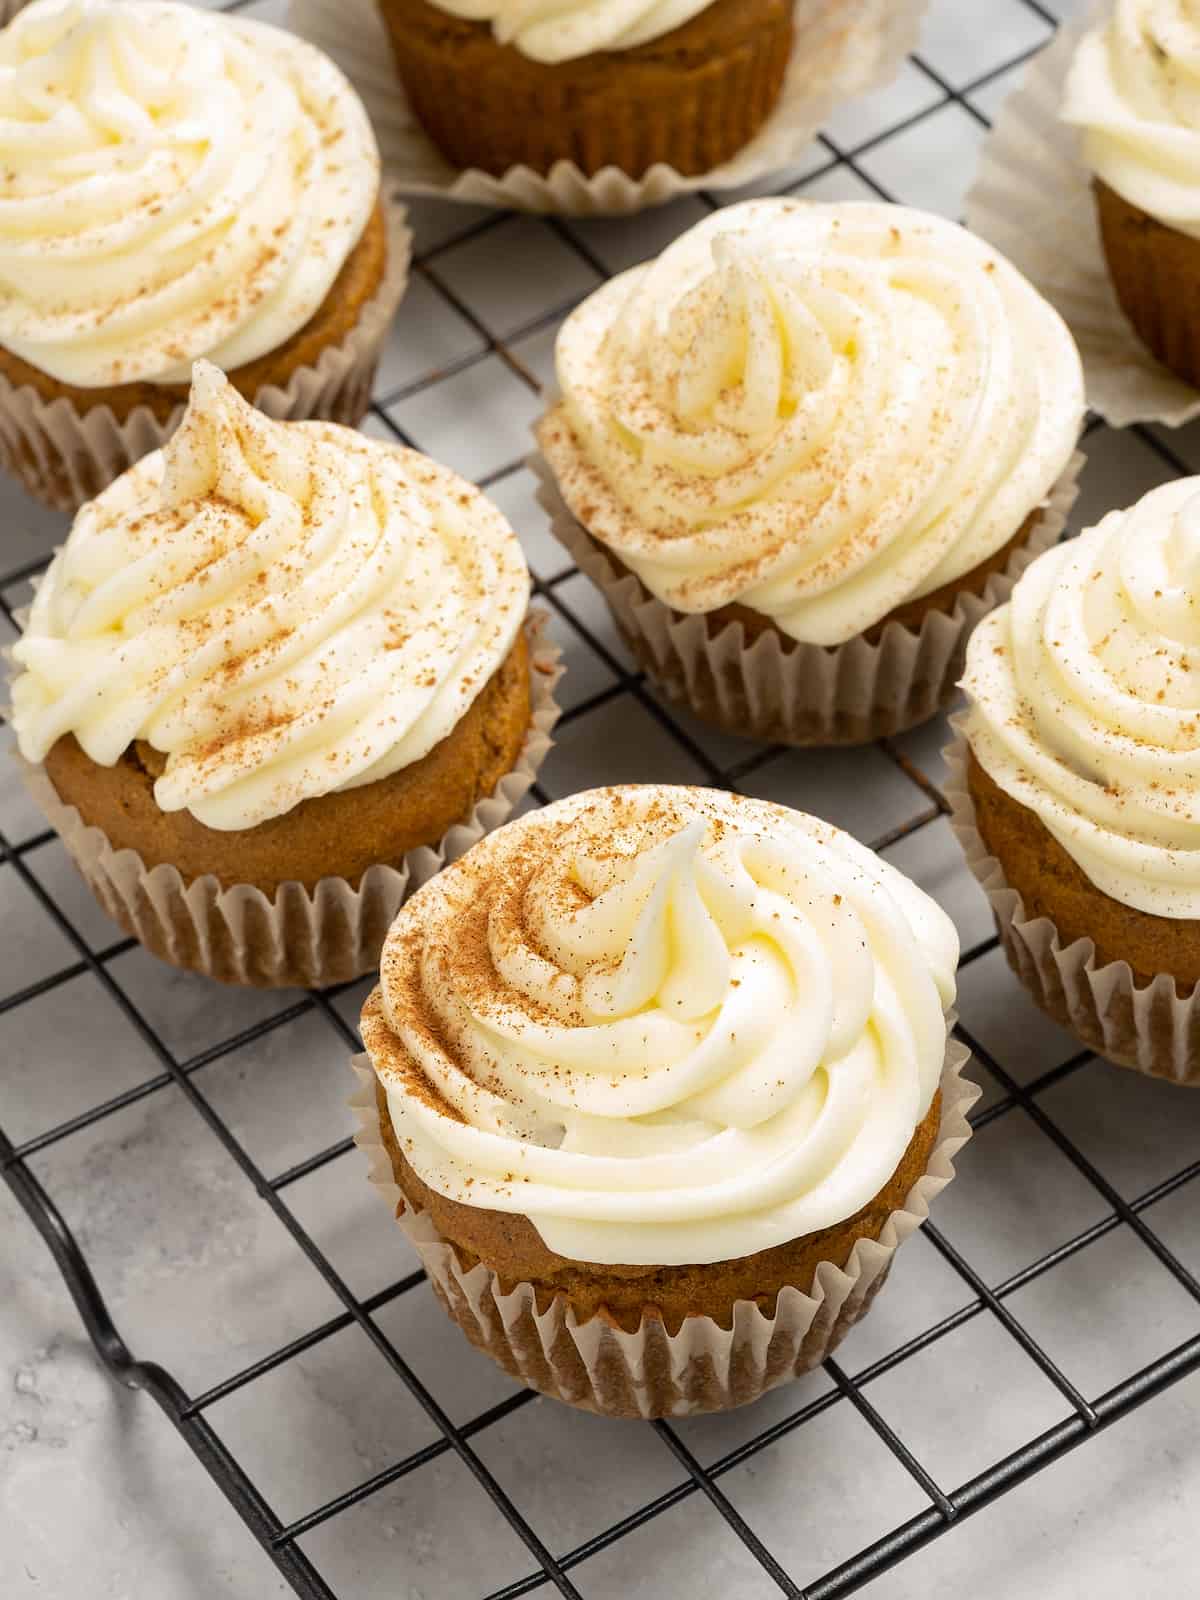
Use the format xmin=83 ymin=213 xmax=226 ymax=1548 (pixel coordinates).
xmin=4 ymin=1 xmax=1200 ymax=1596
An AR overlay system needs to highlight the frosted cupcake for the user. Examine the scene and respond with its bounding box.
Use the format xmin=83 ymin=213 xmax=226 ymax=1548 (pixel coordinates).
xmin=376 ymin=0 xmax=794 ymax=178
xmin=955 ymin=478 xmax=1200 ymax=1083
xmin=356 ymin=784 xmax=975 ymax=1417
xmin=10 ymin=363 xmax=558 ymax=989
xmin=1063 ymin=0 xmax=1200 ymax=388
xmin=536 ymin=199 xmax=1085 ymax=747
xmin=0 ymin=0 xmax=409 ymax=510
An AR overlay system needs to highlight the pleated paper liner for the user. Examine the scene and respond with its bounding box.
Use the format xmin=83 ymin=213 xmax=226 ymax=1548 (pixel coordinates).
xmin=14 ymin=618 xmax=561 ymax=990
xmin=350 ymin=1037 xmax=978 ymax=1419
xmin=0 ymin=188 xmax=412 ymax=513
xmin=531 ymin=447 xmax=1083 ymax=748
xmin=285 ymin=0 xmax=929 ymax=217
xmin=965 ymin=2 xmax=1200 ymax=429
xmin=946 ymin=729 xmax=1200 ymax=1085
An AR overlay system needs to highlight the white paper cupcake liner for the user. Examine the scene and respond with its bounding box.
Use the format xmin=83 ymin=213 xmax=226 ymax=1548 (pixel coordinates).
xmin=0 ymin=189 xmax=413 ymax=513
xmin=964 ymin=2 xmax=1200 ymax=428
xmin=946 ymin=728 xmax=1200 ymax=1085
xmin=286 ymin=0 xmax=929 ymax=217
xmin=350 ymin=1034 xmax=977 ymax=1419
xmin=14 ymin=620 xmax=561 ymax=990
xmin=531 ymin=447 xmax=1082 ymax=748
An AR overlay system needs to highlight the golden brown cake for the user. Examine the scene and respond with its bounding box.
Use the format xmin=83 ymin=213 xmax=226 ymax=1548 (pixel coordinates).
xmin=966 ymin=752 xmax=1200 ymax=995
xmin=377 ymin=0 xmax=793 ymax=177
xmin=359 ymin=784 xmax=966 ymax=1414
xmin=1092 ymin=180 xmax=1200 ymax=389
xmin=373 ymin=1070 xmax=943 ymax=1336
xmin=1063 ymin=1 xmax=1200 ymax=388
xmin=0 ymin=0 xmax=395 ymax=508
xmin=41 ymin=632 xmax=531 ymax=897
xmin=959 ymin=478 xmax=1200 ymax=1079
xmin=0 ymin=204 xmax=390 ymax=431
xmin=10 ymin=365 xmax=543 ymax=988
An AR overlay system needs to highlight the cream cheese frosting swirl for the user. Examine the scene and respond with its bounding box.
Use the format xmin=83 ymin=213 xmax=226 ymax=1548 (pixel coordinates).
xmin=11 ymin=362 xmax=530 ymax=831
xmin=1063 ymin=0 xmax=1200 ymax=237
xmin=425 ymin=0 xmax=715 ymax=63
xmin=0 ymin=0 xmax=379 ymax=386
xmin=365 ymin=785 xmax=958 ymax=1267
xmin=540 ymin=199 xmax=1084 ymax=646
xmin=963 ymin=479 xmax=1200 ymax=917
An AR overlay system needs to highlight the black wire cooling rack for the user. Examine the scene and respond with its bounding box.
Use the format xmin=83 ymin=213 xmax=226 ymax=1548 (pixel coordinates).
xmin=5 ymin=1 xmax=1200 ymax=1594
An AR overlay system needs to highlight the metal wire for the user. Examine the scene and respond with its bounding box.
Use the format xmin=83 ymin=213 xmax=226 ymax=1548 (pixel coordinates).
xmin=4 ymin=5 xmax=1200 ymax=1597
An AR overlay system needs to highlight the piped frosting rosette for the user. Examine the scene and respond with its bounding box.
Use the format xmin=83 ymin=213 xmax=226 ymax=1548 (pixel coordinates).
xmin=0 ymin=0 xmax=411 ymax=509
xmin=965 ymin=479 xmax=1200 ymax=918
xmin=356 ymin=786 xmax=977 ymax=1415
xmin=14 ymin=362 xmax=531 ymax=832
xmin=951 ymin=479 xmax=1200 ymax=1081
xmin=0 ymin=0 xmax=379 ymax=387
xmin=536 ymin=199 xmax=1083 ymax=744
xmin=964 ymin=0 xmax=1200 ymax=426
xmin=1063 ymin=0 xmax=1200 ymax=241
xmin=370 ymin=784 xmax=958 ymax=1263
xmin=11 ymin=364 xmax=560 ymax=987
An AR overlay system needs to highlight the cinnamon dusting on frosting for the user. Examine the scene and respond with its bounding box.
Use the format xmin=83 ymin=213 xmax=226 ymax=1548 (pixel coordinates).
xmin=965 ymin=477 xmax=1200 ymax=917
xmin=540 ymin=199 xmax=1083 ymax=646
xmin=10 ymin=362 xmax=530 ymax=831
xmin=364 ymin=784 xmax=959 ymax=1267
xmin=0 ymin=0 xmax=379 ymax=387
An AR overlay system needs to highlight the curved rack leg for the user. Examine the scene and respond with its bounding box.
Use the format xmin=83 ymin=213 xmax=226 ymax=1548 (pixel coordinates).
xmin=1 ymin=1128 xmax=335 ymax=1600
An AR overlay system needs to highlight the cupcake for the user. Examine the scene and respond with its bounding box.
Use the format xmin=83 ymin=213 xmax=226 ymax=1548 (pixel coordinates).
xmin=536 ymin=198 xmax=1085 ymax=747
xmin=356 ymin=784 xmax=975 ymax=1418
xmin=955 ymin=478 xmax=1200 ymax=1084
xmin=0 ymin=0 xmax=409 ymax=511
xmin=375 ymin=0 xmax=794 ymax=179
xmin=9 ymin=362 xmax=559 ymax=989
xmin=1063 ymin=0 xmax=1200 ymax=388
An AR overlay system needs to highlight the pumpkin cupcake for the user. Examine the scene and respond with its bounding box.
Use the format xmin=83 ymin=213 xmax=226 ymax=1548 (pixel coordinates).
xmin=356 ymin=783 xmax=976 ymax=1418
xmin=955 ymin=477 xmax=1200 ymax=1084
xmin=375 ymin=0 xmax=794 ymax=178
xmin=0 ymin=0 xmax=409 ymax=511
xmin=536 ymin=198 xmax=1085 ymax=747
xmin=9 ymin=363 xmax=558 ymax=989
xmin=1063 ymin=0 xmax=1200 ymax=388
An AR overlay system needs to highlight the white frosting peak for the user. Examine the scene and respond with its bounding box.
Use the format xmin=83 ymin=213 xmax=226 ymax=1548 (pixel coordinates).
xmin=0 ymin=0 xmax=379 ymax=386
xmin=368 ymin=785 xmax=958 ymax=1267
xmin=963 ymin=477 xmax=1200 ymax=917
xmin=11 ymin=364 xmax=530 ymax=830
xmin=1063 ymin=0 xmax=1200 ymax=237
xmin=541 ymin=200 xmax=1084 ymax=646
xmin=424 ymin=0 xmax=715 ymax=64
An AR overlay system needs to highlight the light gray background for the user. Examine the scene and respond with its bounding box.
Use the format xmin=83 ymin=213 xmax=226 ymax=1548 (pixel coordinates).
xmin=4 ymin=0 xmax=1200 ymax=1595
